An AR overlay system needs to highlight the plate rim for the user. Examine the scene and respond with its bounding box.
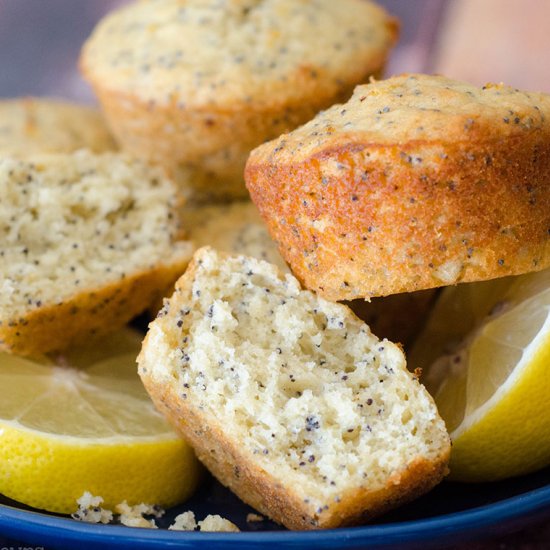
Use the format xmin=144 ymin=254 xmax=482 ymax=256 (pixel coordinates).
xmin=1 ymin=481 xmax=550 ymax=547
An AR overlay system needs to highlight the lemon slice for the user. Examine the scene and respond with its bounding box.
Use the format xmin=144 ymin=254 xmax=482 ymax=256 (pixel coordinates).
xmin=408 ymin=275 xmax=516 ymax=393
xmin=0 ymin=329 xmax=201 ymax=513
xmin=410 ymin=268 xmax=550 ymax=482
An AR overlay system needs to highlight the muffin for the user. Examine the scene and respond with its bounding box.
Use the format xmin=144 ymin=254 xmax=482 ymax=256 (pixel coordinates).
xmin=138 ymin=247 xmax=450 ymax=530
xmin=0 ymin=97 xmax=115 ymax=155
xmin=80 ymin=0 xmax=398 ymax=200
xmin=245 ymin=74 xmax=550 ymax=300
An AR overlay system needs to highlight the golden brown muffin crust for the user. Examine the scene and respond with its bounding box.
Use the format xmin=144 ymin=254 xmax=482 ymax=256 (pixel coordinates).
xmin=0 ymin=260 xmax=189 ymax=356
xmin=246 ymin=75 xmax=550 ymax=300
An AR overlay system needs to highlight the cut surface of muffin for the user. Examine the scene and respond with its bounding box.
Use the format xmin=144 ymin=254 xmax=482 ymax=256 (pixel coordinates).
xmin=138 ymin=247 xmax=450 ymax=529
xmin=0 ymin=151 xmax=192 ymax=355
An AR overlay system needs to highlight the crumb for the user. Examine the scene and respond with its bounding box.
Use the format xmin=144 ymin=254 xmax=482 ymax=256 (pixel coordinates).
xmin=115 ymin=501 xmax=164 ymax=529
xmin=246 ymin=512 xmax=264 ymax=522
xmin=168 ymin=511 xmax=197 ymax=531
xmin=198 ymin=514 xmax=240 ymax=532
xmin=72 ymin=493 xmax=165 ymax=529
xmin=72 ymin=494 xmax=239 ymax=533
xmin=71 ymin=492 xmax=113 ymax=524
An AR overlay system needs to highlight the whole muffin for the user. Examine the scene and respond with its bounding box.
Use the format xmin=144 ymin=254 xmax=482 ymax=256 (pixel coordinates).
xmin=0 ymin=98 xmax=115 ymax=155
xmin=245 ymin=74 xmax=550 ymax=300
xmin=80 ymin=0 xmax=398 ymax=200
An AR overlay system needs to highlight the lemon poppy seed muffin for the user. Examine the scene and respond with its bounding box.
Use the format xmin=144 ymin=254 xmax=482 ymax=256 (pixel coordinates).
xmin=0 ymin=150 xmax=193 ymax=356
xmin=246 ymin=74 xmax=550 ymax=300
xmin=138 ymin=247 xmax=450 ymax=530
xmin=80 ymin=0 xmax=398 ymax=200
xmin=0 ymin=98 xmax=116 ymax=155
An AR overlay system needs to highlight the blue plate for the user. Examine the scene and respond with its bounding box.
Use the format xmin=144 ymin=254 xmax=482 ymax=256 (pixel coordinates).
xmin=1 ymin=467 xmax=550 ymax=550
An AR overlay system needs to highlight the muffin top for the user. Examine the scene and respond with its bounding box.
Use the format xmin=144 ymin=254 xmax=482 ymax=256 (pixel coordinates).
xmin=81 ymin=0 xmax=397 ymax=108
xmin=255 ymin=74 xmax=550 ymax=162
xmin=0 ymin=98 xmax=116 ymax=155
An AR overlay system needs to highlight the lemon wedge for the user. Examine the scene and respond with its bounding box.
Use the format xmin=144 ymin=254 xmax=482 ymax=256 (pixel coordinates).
xmin=410 ymin=269 xmax=550 ymax=482
xmin=0 ymin=328 xmax=201 ymax=513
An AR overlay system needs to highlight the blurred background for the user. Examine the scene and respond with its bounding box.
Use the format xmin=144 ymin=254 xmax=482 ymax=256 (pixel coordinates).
xmin=0 ymin=0 xmax=549 ymax=101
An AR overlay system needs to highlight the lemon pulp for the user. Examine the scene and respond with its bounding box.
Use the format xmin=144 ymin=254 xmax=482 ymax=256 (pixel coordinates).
xmin=410 ymin=269 xmax=550 ymax=482
xmin=0 ymin=329 xmax=201 ymax=513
